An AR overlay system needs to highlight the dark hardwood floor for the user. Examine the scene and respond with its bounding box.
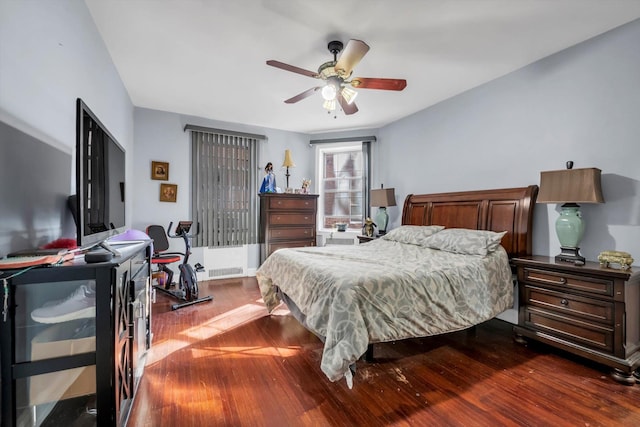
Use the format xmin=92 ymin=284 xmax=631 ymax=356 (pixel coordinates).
xmin=128 ymin=277 xmax=640 ymax=426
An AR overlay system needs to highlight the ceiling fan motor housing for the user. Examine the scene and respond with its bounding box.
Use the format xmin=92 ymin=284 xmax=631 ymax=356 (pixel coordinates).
xmin=327 ymin=40 xmax=344 ymax=57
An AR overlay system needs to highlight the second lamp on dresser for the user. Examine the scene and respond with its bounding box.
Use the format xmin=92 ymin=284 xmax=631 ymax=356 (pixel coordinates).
xmin=259 ymin=193 xmax=318 ymax=264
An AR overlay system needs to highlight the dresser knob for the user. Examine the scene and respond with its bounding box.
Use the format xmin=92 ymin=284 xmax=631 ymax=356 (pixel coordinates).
xmin=560 ymin=299 xmax=569 ymax=306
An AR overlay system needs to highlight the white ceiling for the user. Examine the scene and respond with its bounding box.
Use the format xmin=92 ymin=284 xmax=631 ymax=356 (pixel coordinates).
xmin=85 ymin=1 xmax=640 ymax=135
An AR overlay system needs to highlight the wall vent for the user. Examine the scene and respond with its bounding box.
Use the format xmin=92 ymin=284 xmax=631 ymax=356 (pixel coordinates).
xmin=209 ymin=267 xmax=244 ymax=277
xmin=195 ymin=245 xmax=248 ymax=280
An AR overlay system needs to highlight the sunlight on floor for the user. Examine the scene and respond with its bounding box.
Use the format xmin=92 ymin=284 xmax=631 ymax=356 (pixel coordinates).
xmin=146 ymin=298 xmax=295 ymax=365
xmin=190 ymin=345 xmax=300 ymax=359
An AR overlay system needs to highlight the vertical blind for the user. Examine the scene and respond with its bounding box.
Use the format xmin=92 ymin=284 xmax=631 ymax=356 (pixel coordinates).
xmin=190 ymin=129 xmax=259 ymax=247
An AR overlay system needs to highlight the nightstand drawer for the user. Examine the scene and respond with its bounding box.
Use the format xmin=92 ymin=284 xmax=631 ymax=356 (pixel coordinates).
xmin=269 ymin=213 xmax=315 ymax=225
xmin=523 ymin=267 xmax=613 ymax=298
xmin=524 ymin=307 xmax=614 ymax=352
xmin=525 ymin=285 xmax=614 ymax=324
xmin=268 ymin=227 xmax=315 ymax=240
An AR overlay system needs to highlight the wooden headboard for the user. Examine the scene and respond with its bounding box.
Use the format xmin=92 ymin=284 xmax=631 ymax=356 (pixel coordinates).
xmin=402 ymin=185 xmax=539 ymax=258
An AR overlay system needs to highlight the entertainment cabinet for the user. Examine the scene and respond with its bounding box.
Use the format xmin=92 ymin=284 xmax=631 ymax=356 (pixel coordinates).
xmin=0 ymin=242 xmax=152 ymax=427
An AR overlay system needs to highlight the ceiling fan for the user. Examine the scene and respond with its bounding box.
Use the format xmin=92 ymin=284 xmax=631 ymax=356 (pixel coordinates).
xmin=266 ymin=39 xmax=407 ymax=115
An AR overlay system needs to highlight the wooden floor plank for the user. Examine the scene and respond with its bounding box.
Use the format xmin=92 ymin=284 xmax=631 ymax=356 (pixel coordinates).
xmin=127 ymin=277 xmax=640 ymax=426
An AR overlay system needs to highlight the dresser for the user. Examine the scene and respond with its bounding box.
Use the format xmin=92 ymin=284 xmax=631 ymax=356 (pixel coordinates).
xmin=512 ymin=256 xmax=640 ymax=384
xmin=259 ymin=193 xmax=318 ymax=263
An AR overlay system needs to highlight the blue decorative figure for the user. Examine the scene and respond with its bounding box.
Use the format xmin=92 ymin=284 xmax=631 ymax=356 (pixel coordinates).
xmin=259 ymin=162 xmax=276 ymax=193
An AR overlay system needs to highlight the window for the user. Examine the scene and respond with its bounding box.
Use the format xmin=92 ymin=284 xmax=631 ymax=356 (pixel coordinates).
xmin=189 ymin=127 xmax=261 ymax=247
xmin=316 ymin=141 xmax=371 ymax=231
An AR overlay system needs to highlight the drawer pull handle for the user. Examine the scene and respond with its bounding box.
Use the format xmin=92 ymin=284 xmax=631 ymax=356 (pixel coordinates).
xmin=560 ymin=299 xmax=569 ymax=306
xmin=530 ymin=275 xmax=566 ymax=286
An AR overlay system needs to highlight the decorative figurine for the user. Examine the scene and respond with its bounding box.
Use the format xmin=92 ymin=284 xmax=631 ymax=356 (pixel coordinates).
xmin=598 ymin=250 xmax=634 ymax=270
xmin=259 ymin=162 xmax=276 ymax=193
xmin=301 ymin=178 xmax=311 ymax=194
xmin=363 ymin=217 xmax=377 ymax=237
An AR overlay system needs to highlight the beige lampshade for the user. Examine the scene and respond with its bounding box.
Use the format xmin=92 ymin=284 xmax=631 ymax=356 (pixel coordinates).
xmin=537 ymin=167 xmax=604 ymax=204
xmin=282 ymin=149 xmax=295 ymax=168
xmin=371 ymin=188 xmax=397 ymax=207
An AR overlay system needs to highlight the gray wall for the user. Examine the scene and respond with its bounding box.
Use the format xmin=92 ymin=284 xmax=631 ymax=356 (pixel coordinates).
xmin=376 ymin=19 xmax=640 ymax=263
xmin=0 ymin=0 xmax=135 ymax=253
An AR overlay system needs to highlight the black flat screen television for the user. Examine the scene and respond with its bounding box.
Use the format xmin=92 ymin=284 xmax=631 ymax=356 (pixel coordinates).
xmin=75 ymin=98 xmax=126 ymax=247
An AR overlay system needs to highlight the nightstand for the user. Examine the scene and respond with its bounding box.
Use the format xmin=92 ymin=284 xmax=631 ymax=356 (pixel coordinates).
xmin=357 ymin=235 xmax=376 ymax=244
xmin=512 ymin=256 xmax=640 ymax=384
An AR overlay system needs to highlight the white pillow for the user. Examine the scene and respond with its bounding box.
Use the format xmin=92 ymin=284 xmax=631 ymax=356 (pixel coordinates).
xmin=424 ymin=228 xmax=507 ymax=256
xmin=381 ymin=225 xmax=445 ymax=246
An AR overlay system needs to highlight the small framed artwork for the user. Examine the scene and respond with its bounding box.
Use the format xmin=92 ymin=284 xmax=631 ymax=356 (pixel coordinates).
xmin=160 ymin=183 xmax=177 ymax=203
xmin=151 ymin=161 xmax=169 ymax=180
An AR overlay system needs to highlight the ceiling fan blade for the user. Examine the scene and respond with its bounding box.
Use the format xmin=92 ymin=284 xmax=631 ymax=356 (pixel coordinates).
xmin=284 ymin=87 xmax=321 ymax=104
xmin=350 ymin=77 xmax=407 ymax=91
xmin=337 ymin=93 xmax=358 ymax=115
xmin=266 ymin=60 xmax=319 ymax=78
xmin=334 ymin=39 xmax=370 ymax=78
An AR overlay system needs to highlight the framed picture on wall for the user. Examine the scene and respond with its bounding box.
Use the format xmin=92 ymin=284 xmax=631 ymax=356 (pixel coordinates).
xmin=159 ymin=183 xmax=177 ymax=203
xmin=151 ymin=161 xmax=169 ymax=180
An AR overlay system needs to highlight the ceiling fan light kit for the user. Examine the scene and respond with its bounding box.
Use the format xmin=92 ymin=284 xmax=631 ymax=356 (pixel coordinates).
xmin=267 ymin=39 xmax=407 ymax=115
xmin=321 ymin=82 xmax=337 ymax=101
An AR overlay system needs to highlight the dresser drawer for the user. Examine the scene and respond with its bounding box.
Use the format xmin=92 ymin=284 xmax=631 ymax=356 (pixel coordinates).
xmin=268 ymin=227 xmax=315 ymax=240
xmin=524 ymin=307 xmax=614 ymax=353
xmin=524 ymin=285 xmax=614 ymax=324
xmin=522 ymin=267 xmax=613 ymax=298
xmin=269 ymin=212 xmax=315 ymax=225
xmin=268 ymin=240 xmax=316 ymax=256
xmin=269 ymin=197 xmax=316 ymax=211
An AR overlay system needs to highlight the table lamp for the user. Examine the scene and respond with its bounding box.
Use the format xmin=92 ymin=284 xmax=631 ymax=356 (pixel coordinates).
xmin=537 ymin=161 xmax=604 ymax=264
xmin=370 ymin=185 xmax=396 ymax=235
xmin=282 ymin=149 xmax=295 ymax=190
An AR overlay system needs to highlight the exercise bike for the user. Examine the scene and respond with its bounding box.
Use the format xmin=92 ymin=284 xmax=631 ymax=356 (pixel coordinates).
xmin=152 ymin=221 xmax=212 ymax=310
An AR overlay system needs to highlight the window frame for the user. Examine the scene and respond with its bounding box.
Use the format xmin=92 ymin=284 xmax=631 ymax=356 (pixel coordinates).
xmin=315 ymin=141 xmax=371 ymax=232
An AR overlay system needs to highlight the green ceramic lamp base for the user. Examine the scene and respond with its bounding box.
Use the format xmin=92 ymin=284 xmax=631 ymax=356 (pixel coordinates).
xmin=554 ymin=203 xmax=586 ymax=265
xmin=375 ymin=207 xmax=389 ymax=235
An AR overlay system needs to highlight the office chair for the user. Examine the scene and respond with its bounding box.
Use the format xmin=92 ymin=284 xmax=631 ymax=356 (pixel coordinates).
xmin=146 ymin=224 xmax=182 ymax=289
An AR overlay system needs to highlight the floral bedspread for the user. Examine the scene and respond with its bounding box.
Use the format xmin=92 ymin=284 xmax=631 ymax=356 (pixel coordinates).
xmin=255 ymin=239 xmax=513 ymax=383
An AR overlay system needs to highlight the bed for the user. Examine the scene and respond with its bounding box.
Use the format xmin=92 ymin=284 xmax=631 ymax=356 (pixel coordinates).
xmin=256 ymin=185 xmax=538 ymax=385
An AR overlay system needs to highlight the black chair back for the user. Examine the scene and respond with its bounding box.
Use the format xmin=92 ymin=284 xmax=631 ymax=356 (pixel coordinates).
xmin=146 ymin=225 xmax=170 ymax=253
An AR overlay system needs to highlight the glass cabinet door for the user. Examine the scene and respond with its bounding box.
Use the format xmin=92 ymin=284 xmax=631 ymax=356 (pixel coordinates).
xmin=13 ymin=280 xmax=97 ymax=427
